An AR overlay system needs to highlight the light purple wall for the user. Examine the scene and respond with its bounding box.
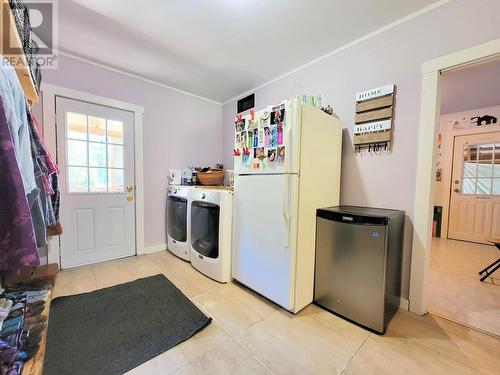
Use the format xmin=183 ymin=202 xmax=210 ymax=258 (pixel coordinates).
xmin=36 ymin=54 xmax=223 ymax=248
xmin=440 ymin=57 xmax=500 ymax=114
xmin=222 ymin=0 xmax=500 ymax=298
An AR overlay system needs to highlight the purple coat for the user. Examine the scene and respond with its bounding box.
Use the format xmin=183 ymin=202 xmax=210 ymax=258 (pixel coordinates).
xmin=0 ymin=98 xmax=39 ymax=274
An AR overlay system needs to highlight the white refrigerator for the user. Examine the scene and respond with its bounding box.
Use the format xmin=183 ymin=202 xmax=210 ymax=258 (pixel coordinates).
xmin=232 ymin=98 xmax=342 ymax=313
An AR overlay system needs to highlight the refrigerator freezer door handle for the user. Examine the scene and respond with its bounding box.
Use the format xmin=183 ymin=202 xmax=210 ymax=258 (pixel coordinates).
xmin=283 ymin=175 xmax=290 ymax=248
xmin=284 ymin=127 xmax=290 ymax=173
xmin=284 ymin=101 xmax=293 ymax=173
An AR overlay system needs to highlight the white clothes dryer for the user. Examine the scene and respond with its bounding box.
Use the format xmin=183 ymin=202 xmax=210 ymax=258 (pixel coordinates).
xmin=190 ymin=188 xmax=233 ymax=283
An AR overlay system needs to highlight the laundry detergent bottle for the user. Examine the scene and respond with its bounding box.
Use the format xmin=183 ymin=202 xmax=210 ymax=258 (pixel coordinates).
xmin=182 ymin=167 xmax=192 ymax=185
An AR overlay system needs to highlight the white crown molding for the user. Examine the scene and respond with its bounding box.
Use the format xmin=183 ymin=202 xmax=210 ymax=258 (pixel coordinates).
xmin=57 ymin=50 xmax=223 ymax=106
xmin=223 ymin=0 xmax=452 ymax=105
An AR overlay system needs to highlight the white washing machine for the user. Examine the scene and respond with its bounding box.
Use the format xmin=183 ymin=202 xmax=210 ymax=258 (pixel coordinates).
xmin=190 ymin=188 xmax=233 ymax=283
xmin=166 ymin=185 xmax=191 ymax=261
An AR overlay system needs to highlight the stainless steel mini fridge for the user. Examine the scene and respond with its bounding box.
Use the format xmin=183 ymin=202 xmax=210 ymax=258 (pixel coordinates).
xmin=314 ymin=206 xmax=405 ymax=333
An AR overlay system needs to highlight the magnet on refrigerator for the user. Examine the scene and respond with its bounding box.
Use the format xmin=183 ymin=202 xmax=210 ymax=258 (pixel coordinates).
xmin=277 ymin=123 xmax=283 ymax=145
xmin=277 ymin=146 xmax=285 ymax=164
xmin=268 ymin=148 xmax=277 ymax=165
xmin=247 ymin=130 xmax=254 ymax=148
xmin=264 ymin=127 xmax=270 ymax=147
xmin=270 ymin=126 xmax=277 ymax=147
xmin=271 ymin=104 xmax=285 ymax=124
xmin=258 ymin=128 xmax=265 ymax=147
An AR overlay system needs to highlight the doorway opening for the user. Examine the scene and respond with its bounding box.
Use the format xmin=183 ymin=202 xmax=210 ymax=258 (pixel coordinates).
xmin=428 ymin=57 xmax=500 ymax=336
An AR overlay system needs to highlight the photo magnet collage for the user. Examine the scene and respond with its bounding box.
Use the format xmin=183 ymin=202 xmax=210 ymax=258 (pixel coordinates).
xmin=234 ymin=104 xmax=286 ymax=169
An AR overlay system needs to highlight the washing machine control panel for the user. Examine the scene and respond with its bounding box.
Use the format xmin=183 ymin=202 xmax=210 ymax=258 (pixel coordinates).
xmin=167 ymin=186 xmax=189 ymax=198
xmin=191 ymin=189 xmax=229 ymax=205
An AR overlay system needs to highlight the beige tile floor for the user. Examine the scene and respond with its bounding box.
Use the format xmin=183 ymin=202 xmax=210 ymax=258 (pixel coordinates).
xmin=53 ymin=250 xmax=500 ymax=375
xmin=428 ymin=238 xmax=500 ymax=336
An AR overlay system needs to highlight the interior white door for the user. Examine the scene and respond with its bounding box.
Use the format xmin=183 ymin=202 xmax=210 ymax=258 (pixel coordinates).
xmin=448 ymin=132 xmax=500 ymax=243
xmin=232 ymin=174 xmax=299 ymax=310
xmin=56 ymin=97 xmax=136 ymax=268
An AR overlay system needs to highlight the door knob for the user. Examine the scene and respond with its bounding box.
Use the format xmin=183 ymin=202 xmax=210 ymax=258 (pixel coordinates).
xmin=453 ymin=188 xmax=460 ymax=193
xmin=127 ymin=196 xmax=134 ymax=201
xmin=127 ymin=185 xmax=134 ymax=192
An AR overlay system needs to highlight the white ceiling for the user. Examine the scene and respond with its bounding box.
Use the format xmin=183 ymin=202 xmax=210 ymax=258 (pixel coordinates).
xmin=55 ymin=0 xmax=442 ymax=102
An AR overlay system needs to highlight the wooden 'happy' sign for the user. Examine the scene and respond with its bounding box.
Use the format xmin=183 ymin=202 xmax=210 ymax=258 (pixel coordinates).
xmin=354 ymin=84 xmax=395 ymax=150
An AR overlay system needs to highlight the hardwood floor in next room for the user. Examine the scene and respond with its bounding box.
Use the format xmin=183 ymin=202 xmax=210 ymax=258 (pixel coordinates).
xmin=428 ymin=238 xmax=500 ymax=337
xmin=53 ymin=250 xmax=500 ymax=375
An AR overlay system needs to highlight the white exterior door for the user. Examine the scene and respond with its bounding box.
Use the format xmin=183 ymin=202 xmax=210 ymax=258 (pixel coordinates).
xmin=56 ymin=97 xmax=136 ymax=268
xmin=448 ymin=133 xmax=500 ymax=243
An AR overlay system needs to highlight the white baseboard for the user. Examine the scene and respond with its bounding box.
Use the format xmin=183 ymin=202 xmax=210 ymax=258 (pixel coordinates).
xmin=141 ymin=243 xmax=167 ymax=255
xmin=400 ymin=297 xmax=410 ymax=311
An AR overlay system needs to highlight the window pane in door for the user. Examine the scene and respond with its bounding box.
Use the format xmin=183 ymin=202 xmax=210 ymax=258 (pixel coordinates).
xmin=477 ymin=163 xmax=493 ymax=178
xmin=88 ymin=117 xmax=106 ymax=143
xmin=464 ymin=144 xmax=478 ymax=161
xmin=66 ymin=112 xmax=87 ymax=140
xmin=68 ymin=166 xmax=88 ymax=192
xmin=479 ymin=144 xmax=494 ymax=161
xmin=89 ymin=142 xmax=106 ymax=167
xmin=463 ymin=162 xmax=477 ymax=178
xmin=67 ymin=140 xmax=88 ymax=166
xmin=107 ymin=120 xmax=124 ymax=144
xmin=108 ymin=169 xmax=124 ymax=192
xmin=89 ymin=168 xmax=107 ymax=192
xmin=495 ymin=143 xmax=500 ymax=161
xmin=477 ymin=178 xmax=491 ymax=195
xmin=108 ymin=144 xmax=123 ymax=168
xmin=462 ymin=178 xmax=475 ymax=194
xmin=494 ymin=163 xmax=500 ymax=178
xmin=493 ymin=179 xmax=500 ymax=195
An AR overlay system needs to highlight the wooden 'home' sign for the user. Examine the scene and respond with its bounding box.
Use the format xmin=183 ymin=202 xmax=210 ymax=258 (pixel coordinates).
xmin=354 ymin=84 xmax=395 ymax=151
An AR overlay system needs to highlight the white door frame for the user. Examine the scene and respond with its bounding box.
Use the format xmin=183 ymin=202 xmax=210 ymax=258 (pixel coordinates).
xmin=40 ymin=83 xmax=145 ymax=267
xmin=409 ymin=38 xmax=500 ymax=315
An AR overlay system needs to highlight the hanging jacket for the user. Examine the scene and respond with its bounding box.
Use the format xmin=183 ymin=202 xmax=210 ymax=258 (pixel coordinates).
xmin=30 ymin=112 xmax=60 ymax=227
xmin=0 ymin=97 xmax=39 ymax=274
xmin=27 ymin=111 xmax=57 ymax=231
xmin=26 ymin=110 xmax=48 ymax=245
xmin=0 ymin=57 xmax=37 ymax=197
xmin=30 ymin=113 xmax=59 ymax=194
